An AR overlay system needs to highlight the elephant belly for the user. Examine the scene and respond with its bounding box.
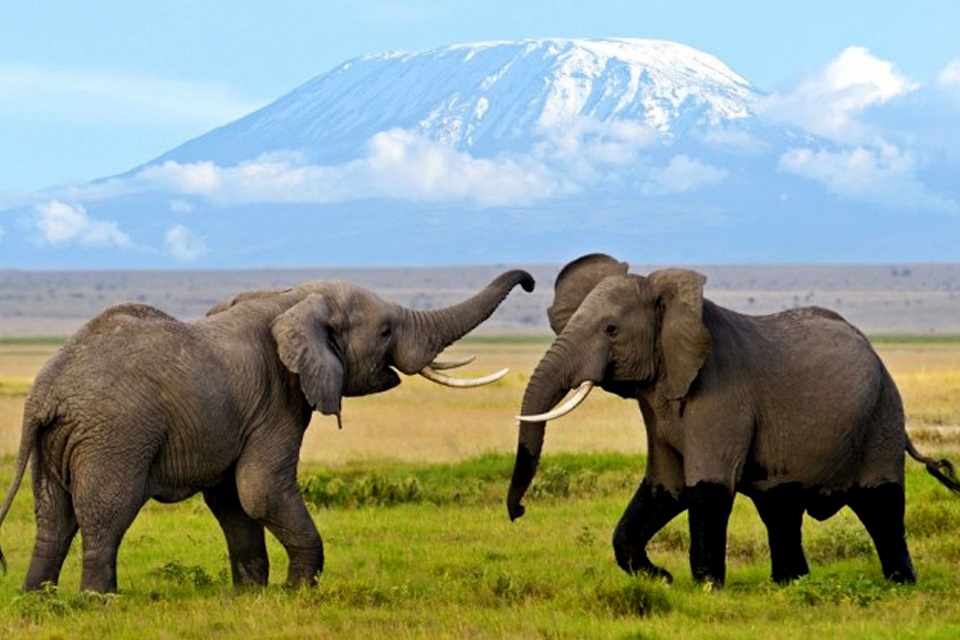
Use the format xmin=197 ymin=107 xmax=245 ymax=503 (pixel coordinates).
xmin=148 ymin=432 xmax=239 ymax=502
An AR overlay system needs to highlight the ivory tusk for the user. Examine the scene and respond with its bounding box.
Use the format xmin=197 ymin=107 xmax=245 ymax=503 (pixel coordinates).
xmin=428 ymin=355 xmax=476 ymax=370
xmin=419 ymin=365 xmax=508 ymax=388
xmin=516 ymin=381 xmax=594 ymax=422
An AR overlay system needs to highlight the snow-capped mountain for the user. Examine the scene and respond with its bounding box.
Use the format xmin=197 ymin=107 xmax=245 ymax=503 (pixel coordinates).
xmin=3 ymin=38 xmax=958 ymax=269
xmin=153 ymin=38 xmax=761 ymax=168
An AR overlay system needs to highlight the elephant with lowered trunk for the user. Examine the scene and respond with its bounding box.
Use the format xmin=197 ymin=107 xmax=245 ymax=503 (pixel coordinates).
xmin=0 ymin=270 xmax=534 ymax=593
xmin=507 ymin=253 xmax=959 ymax=586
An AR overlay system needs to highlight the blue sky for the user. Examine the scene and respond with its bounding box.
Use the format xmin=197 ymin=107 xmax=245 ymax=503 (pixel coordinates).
xmin=2 ymin=0 xmax=958 ymax=198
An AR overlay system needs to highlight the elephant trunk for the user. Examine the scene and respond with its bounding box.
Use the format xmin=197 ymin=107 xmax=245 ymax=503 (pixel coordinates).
xmin=507 ymin=337 xmax=581 ymax=520
xmin=393 ymin=269 xmax=535 ymax=374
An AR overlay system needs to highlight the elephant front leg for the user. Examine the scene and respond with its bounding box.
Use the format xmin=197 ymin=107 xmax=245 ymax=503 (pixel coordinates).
xmin=687 ymin=481 xmax=735 ymax=586
xmin=203 ymin=480 xmax=269 ymax=587
xmin=612 ymin=479 xmax=687 ymax=581
xmin=262 ymin=495 xmax=324 ymax=587
xmin=236 ymin=466 xmax=324 ymax=587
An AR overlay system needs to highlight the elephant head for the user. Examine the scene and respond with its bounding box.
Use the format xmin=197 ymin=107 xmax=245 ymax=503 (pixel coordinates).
xmin=261 ymin=270 xmax=535 ymax=422
xmin=507 ymin=264 xmax=710 ymax=520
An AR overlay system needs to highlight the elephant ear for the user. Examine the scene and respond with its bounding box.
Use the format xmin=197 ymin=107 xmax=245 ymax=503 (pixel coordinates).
xmin=270 ymin=294 xmax=344 ymax=417
xmin=549 ymin=253 xmax=629 ymax=334
xmin=649 ymin=269 xmax=711 ymax=400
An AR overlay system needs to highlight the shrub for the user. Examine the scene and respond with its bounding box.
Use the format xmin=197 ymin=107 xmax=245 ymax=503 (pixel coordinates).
xmin=300 ymin=473 xmax=422 ymax=509
xmin=153 ymin=561 xmax=223 ymax=589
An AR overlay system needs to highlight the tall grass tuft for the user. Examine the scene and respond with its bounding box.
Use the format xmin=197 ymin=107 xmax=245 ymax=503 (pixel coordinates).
xmin=593 ymin=577 xmax=672 ymax=617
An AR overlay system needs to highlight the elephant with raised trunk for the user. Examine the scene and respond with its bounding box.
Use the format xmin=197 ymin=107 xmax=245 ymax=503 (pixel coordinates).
xmin=0 ymin=270 xmax=534 ymax=593
xmin=507 ymin=253 xmax=959 ymax=586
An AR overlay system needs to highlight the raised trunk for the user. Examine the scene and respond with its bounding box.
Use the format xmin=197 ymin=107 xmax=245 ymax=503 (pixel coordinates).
xmin=392 ymin=269 xmax=534 ymax=373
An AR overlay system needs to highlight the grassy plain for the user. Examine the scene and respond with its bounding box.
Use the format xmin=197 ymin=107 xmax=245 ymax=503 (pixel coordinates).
xmin=0 ymin=336 xmax=959 ymax=638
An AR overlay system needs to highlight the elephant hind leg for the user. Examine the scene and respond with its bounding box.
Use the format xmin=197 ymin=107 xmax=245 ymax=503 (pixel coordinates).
xmin=848 ymin=483 xmax=916 ymax=583
xmin=749 ymin=484 xmax=809 ymax=584
xmin=72 ymin=468 xmax=149 ymax=593
xmin=612 ymin=479 xmax=686 ymax=581
xmin=203 ymin=479 xmax=269 ymax=587
xmin=24 ymin=471 xmax=79 ymax=591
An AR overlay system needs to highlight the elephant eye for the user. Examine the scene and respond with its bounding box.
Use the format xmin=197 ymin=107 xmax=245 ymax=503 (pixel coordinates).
xmin=379 ymin=326 xmax=392 ymax=339
xmin=604 ymin=324 xmax=618 ymax=337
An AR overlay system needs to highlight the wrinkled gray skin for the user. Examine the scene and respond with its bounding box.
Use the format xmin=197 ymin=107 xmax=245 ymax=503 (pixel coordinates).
xmin=0 ymin=270 xmax=534 ymax=593
xmin=507 ymin=253 xmax=959 ymax=586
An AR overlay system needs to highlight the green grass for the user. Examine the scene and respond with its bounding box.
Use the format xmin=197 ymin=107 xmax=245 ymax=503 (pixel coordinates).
xmin=458 ymin=333 xmax=553 ymax=346
xmin=868 ymin=334 xmax=960 ymax=345
xmin=0 ymin=337 xmax=66 ymax=347
xmin=2 ymin=453 xmax=960 ymax=638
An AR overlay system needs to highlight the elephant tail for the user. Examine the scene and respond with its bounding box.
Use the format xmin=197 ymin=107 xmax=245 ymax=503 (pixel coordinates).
xmin=0 ymin=407 xmax=49 ymax=575
xmin=906 ymin=437 xmax=960 ymax=496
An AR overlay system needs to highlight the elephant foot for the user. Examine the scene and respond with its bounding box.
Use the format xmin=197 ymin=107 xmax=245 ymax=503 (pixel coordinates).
xmin=284 ymin=542 xmax=325 ymax=587
xmin=886 ymin=568 xmax=916 ymax=584
xmin=614 ymin=544 xmax=673 ymax=582
xmin=232 ymin=557 xmax=270 ymax=588
xmin=770 ymin=545 xmax=810 ymax=585
xmin=638 ymin=563 xmax=674 ymax=584
xmin=692 ymin=568 xmax=725 ymax=588
xmin=772 ymin=565 xmax=809 ymax=585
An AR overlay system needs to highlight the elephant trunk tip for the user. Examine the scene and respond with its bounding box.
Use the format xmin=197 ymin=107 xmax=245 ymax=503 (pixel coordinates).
xmin=518 ymin=271 xmax=536 ymax=293
xmin=496 ymin=269 xmax=535 ymax=294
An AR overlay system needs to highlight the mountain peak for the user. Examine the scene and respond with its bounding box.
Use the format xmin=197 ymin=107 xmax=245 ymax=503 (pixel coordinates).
xmin=156 ymin=38 xmax=761 ymax=167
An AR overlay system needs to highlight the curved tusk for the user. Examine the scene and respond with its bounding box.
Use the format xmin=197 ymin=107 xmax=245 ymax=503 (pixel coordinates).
xmin=419 ymin=365 xmax=509 ymax=388
xmin=428 ymin=355 xmax=476 ymax=370
xmin=517 ymin=381 xmax=594 ymax=422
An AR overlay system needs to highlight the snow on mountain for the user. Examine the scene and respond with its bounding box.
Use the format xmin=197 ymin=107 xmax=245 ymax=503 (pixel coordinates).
xmin=152 ymin=38 xmax=762 ymax=167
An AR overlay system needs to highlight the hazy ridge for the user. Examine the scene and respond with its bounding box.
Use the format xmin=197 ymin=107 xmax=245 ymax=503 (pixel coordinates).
xmin=1 ymin=263 xmax=959 ymax=338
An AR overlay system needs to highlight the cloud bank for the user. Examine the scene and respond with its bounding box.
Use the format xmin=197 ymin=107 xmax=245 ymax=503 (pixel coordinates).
xmin=761 ymin=47 xmax=959 ymax=214
xmin=759 ymin=46 xmax=918 ymax=144
xmin=72 ymin=121 xmax=711 ymax=209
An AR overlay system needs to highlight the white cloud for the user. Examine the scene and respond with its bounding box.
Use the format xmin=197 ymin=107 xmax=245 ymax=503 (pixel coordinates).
xmin=760 ymin=46 xmax=918 ymax=143
xmin=534 ymin=116 xmax=658 ymax=166
xmin=0 ymin=63 xmax=262 ymax=127
xmin=362 ymin=129 xmax=568 ymax=204
xmin=779 ymin=143 xmax=959 ymax=214
xmin=699 ymin=128 xmax=768 ymax=155
xmin=642 ymin=155 xmax=727 ymax=195
xmin=130 ymin=129 xmax=574 ymax=207
xmin=32 ymin=200 xmax=132 ymax=247
xmin=936 ymin=59 xmax=960 ymax=88
xmin=164 ymin=224 xmax=206 ymax=261
xmin=932 ymin=59 xmax=960 ymax=109
xmin=169 ymin=199 xmax=196 ymax=214
xmin=138 ymin=161 xmax=223 ymax=195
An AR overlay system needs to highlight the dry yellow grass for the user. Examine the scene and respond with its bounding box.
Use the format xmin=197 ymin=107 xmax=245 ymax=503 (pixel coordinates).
xmin=1 ymin=339 xmax=958 ymax=462
xmin=302 ymin=342 xmax=641 ymax=464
